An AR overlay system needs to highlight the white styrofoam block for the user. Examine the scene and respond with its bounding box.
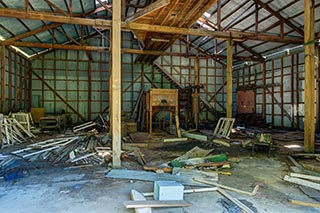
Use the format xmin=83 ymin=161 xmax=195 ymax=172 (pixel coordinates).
xmin=154 ymin=181 xmax=184 ymax=201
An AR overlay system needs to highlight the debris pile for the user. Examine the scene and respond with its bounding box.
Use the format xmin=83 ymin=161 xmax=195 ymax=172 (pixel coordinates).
xmin=0 ymin=113 xmax=36 ymax=148
xmin=10 ymin=131 xmax=109 ymax=167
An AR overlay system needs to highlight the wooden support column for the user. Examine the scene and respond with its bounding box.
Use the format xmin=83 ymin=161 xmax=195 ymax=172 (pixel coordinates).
xmin=304 ymin=0 xmax=315 ymax=152
xmin=226 ymin=38 xmax=233 ymax=118
xmin=1 ymin=45 xmax=5 ymax=113
xmin=261 ymin=62 xmax=266 ymax=120
xmin=28 ymin=62 xmax=32 ymax=109
xmin=111 ymin=0 xmax=122 ymax=168
xmin=88 ymin=59 xmax=92 ymax=120
xmin=317 ymin=46 xmax=320 ymax=132
xmin=193 ymin=57 xmax=199 ymax=129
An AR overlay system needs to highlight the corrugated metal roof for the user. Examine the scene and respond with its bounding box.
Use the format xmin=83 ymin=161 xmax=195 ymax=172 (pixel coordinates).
xmin=0 ymin=0 xmax=317 ymax=62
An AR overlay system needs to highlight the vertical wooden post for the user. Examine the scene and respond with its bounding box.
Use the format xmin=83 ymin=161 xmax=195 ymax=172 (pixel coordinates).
xmin=193 ymin=57 xmax=199 ymax=129
xmin=121 ymin=0 xmax=126 ymax=21
xmin=88 ymin=59 xmax=92 ymax=120
xmin=66 ymin=50 xmax=69 ymax=113
xmin=111 ymin=0 xmax=122 ymax=168
xmin=28 ymin=61 xmax=32 ymax=110
xmin=217 ymin=0 xmax=221 ymax=31
xmin=1 ymin=45 xmax=5 ymax=113
xmin=261 ymin=62 xmax=266 ymax=120
xmin=141 ymin=63 xmax=145 ymax=88
xmin=317 ymin=46 xmax=320 ymax=132
xmin=304 ymin=0 xmax=315 ymax=152
xmin=226 ymin=38 xmax=233 ymax=118
xmin=8 ymin=51 xmax=12 ymax=110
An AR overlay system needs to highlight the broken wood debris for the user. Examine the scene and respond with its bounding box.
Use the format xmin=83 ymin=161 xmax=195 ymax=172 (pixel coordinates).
xmin=193 ymin=178 xmax=259 ymax=196
xmin=171 ymin=153 xmax=228 ymax=168
xmin=131 ymin=189 xmax=152 ymax=213
xmin=284 ymin=175 xmax=320 ymax=191
xmin=73 ymin=121 xmax=98 ymax=133
xmin=9 ymin=132 xmax=109 ymax=167
xmin=289 ymin=172 xmax=320 ymax=182
xmin=143 ymin=166 xmax=173 ymax=173
xmin=213 ymin=117 xmax=235 ymax=139
xmin=289 ymin=199 xmax=320 ymax=208
xmin=181 ymin=132 xmax=208 ymax=141
xmin=162 ymin=137 xmax=188 ymax=143
xmin=1 ymin=114 xmax=36 ymax=148
xmin=217 ymin=188 xmax=255 ymax=213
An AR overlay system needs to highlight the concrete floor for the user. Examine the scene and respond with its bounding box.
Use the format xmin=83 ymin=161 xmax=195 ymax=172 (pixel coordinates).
xmin=0 ymin=142 xmax=319 ymax=213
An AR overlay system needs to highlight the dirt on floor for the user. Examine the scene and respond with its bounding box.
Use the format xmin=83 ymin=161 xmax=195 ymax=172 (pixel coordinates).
xmin=0 ymin=131 xmax=319 ymax=213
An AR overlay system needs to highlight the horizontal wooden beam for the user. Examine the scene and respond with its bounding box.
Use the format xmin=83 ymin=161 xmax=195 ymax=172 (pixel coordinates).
xmin=9 ymin=41 xmax=270 ymax=61
xmin=125 ymin=22 xmax=303 ymax=44
xmin=0 ymin=8 xmax=303 ymax=44
xmin=11 ymin=41 xmax=109 ymax=51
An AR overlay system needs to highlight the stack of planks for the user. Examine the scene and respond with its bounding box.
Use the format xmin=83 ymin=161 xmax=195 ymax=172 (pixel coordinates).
xmin=10 ymin=134 xmax=107 ymax=166
xmin=0 ymin=114 xmax=36 ymax=148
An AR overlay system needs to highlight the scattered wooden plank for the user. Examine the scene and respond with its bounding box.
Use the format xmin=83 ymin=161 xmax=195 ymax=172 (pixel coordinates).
xmin=284 ymin=175 xmax=320 ymax=190
xmin=290 ymin=173 xmax=320 ymax=182
xmin=133 ymin=148 xmax=146 ymax=166
xmin=124 ymin=200 xmax=192 ymax=209
xmin=302 ymin=163 xmax=320 ymax=173
xmin=182 ymin=132 xmax=207 ymax=141
xmin=287 ymin=156 xmax=302 ymax=168
xmin=217 ymin=188 xmax=255 ymax=213
xmin=131 ymin=190 xmax=152 ymax=213
xmin=193 ymin=178 xmax=259 ymax=196
xmin=143 ymin=166 xmax=173 ymax=173
xmin=211 ymin=138 xmax=231 ymax=147
xmin=289 ymin=199 xmax=320 ymax=208
xmin=73 ymin=121 xmax=97 ymax=132
xmin=69 ymin=152 xmax=97 ymax=163
xmin=162 ymin=137 xmax=188 ymax=143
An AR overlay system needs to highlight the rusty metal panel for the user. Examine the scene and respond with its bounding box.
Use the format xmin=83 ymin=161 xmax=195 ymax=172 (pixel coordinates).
xmin=236 ymin=90 xmax=255 ymax=114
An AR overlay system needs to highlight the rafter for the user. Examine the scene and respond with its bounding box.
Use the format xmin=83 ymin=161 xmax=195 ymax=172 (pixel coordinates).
xmin=43 ymin=0 xmax=68 ymax=16
xmin=236 ymin=42 xmax=264 ymax=62
xmin=256 ymin=0 xmax=303 ymax=36
xmin=96 ymin=0 xmax=112 ymax=13
xmin=2 ymin=22 xmax=62 ymax=45
xmin=126 ymin=0 xmax=169 ymax=22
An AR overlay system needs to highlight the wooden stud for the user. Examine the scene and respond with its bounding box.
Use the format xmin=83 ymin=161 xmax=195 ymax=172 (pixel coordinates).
xmin=1 ymin=46 xmax=5 ymax=113
xmin=304 ymin=0 xmax=315 ymax=152
xmin=111 ymin=0 xmax=122 ymax=168
xmin=8 ymin=50 xmax=12 ymax=110
xmin=88 ymin=59 xmax=92 ymax=120
xmin=65 ymin=50 xmax=69 ymax=113
xmin=226 ymin=38 xmax=233 ymax=118
xmin=261 ymin=62 xmax=266 ymax=119
xmin=296 ymin=53 xmax=300 ymax=129
xmin=317 ymin=46 xmax=320 ymax=132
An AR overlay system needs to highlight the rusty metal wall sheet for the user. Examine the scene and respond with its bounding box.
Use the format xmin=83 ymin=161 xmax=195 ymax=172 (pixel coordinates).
xmin=236 ymin=90 xmax=255 ymax=114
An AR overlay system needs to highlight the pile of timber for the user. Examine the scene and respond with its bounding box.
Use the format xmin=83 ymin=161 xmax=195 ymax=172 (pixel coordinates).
xmin=0 ymin=114 xmax=36 ymax=148
xmin=10 ymin=132 xmax=108 ymax=166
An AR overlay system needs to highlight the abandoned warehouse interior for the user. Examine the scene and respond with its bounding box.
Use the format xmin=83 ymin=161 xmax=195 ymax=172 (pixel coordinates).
xmin=0 ymin=0 xmax=320 ymax=212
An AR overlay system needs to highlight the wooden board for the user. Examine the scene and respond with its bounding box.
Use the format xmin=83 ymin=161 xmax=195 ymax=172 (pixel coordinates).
xmin=124 ymin=200 xmax=192 ymax=208
xmin=131 ymin=190 xmax=152 ymax=213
